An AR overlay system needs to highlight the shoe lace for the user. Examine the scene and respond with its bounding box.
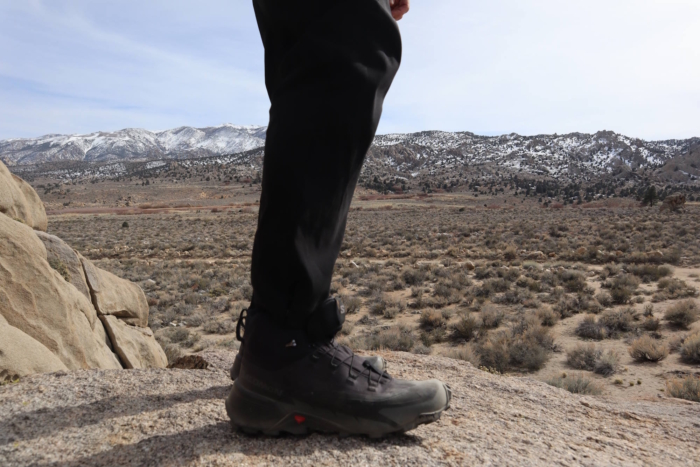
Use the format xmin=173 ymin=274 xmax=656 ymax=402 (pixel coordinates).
xmin=315 ymin=340 xmax=388 ymax=391
xmin=235 ymin=308 xmax=247 ymax=343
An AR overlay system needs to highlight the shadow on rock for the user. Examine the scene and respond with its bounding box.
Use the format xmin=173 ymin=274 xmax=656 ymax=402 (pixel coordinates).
xmin=36 ymin=422 xmax=424 ymax=467
xmin=1 ymin=385 xmax=230 ymax=445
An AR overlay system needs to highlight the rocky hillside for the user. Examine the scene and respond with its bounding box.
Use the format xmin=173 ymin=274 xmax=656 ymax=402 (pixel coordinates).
xmin=367 ymin=131 xmax=699 ymax=183
xmin=0 ymin=124 xmax=267 ymax=165
xmin=1 ymin=350 xmax=698 ymax=466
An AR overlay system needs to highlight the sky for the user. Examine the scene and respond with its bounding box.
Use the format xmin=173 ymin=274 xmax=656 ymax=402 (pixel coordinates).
xmin=1 ymin=0 xmax=699 ymax=141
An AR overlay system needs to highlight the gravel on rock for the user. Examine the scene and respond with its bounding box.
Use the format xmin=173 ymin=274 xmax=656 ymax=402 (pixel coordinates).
xmin=1 ymin=350 xmax=698 ymax=466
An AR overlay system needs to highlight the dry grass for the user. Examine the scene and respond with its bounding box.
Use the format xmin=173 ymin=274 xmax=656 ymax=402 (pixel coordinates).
xmin=443 ymin=345 xmax=479 ymax=366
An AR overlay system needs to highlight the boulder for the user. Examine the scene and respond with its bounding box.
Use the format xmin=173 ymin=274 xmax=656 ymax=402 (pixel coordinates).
xmin=464 ymin=260 xmax=475 ymax=271
xmin=0 ymin=160 xmax=47 ymax=231
xmin=0 ymin=215 xmax=122 ymax=371
xmin=0 ymin=314 xmax=68 ymax=379
xmin=100 ymin=315 xmax=167 ymax=369
xmin=34 ymin=231 xmax=92 ymax=304
xmin=80 ymin=254 xmax=149 ymax=327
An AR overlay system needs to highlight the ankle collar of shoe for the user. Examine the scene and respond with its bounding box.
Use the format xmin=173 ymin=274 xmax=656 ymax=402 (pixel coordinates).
xmin=306 ymin=297 xmax=346 ymax=342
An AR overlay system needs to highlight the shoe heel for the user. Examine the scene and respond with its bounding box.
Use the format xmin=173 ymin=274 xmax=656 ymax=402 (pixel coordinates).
xmin=226 ymin=381 xmax=307 ymax=435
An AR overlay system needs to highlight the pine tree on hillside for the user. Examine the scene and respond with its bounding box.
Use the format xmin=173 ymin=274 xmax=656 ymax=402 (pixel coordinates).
xmin=642 ymin=186 xmax=658 ymax=207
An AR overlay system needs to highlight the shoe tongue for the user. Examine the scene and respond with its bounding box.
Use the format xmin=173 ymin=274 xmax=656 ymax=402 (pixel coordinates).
xmin=319 ymin=339 xmax=353 ymax=358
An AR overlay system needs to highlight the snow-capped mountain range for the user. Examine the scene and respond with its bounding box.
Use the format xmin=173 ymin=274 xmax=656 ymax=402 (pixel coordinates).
xmin=0 ymin=124 xmax=267 ymax=166
xmin=1 ymin=125 xmax=698 ymax=182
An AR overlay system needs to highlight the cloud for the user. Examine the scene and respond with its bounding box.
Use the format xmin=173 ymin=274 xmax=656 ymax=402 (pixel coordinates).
xmin=381 ymin=0 xmax=700 ymax=139
xmin=1 ymin=0 xmax=698 ymax=140
xmin=0 ymin=0 xmax=268 ymax=137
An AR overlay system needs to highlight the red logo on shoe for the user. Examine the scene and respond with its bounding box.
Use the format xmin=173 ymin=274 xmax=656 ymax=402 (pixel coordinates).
xmin=294 ymin=415 xmax=306 ymax=424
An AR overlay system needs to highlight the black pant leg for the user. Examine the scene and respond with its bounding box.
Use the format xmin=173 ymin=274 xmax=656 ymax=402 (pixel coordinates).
xmin=250 ymin=0 xmax=402 ymax=327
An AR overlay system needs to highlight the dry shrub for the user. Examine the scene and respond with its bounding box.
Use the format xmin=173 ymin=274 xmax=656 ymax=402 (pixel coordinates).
xmin=202 ymin=319 xmax=236 ymax=335
xmin=566 ymin=344 xmax=600 ymax=370
xmin=369 ymin=299 xmax=387 ymax=316
xmin=362 ymin=326 xmax=414 ymax=352
xmin=509 ymin=336 xmax=550 ymax=371
xmin=604 ymin=274 xmax=640 ymax=305
xmin=654 ymin=278 xmax=698 ymax=301
xmin=339 ymin=321 xmax=355 ymax=336
xmin=594 ymin=351 xmax=620 ymax=376
xmin=434 ymin=282 xmax=455 ymax=298
xmin=599 ymin=307 xmax=637 ymax=335
xmin=478 ymin=317 xmax=553 ymax=372
xmin=342 ymin=295 xmax=362 ymax=314
xmin=595 ymin=291 xmax=613 ymax=308
xmin=451 ymin=313 xmax=478 ymax=341
xmin=474 ymin=266 xmax=494 ymax=280
xmin=667 ymin=334 xmax=686 ymax=353
xmin=412 ymin=343 xmax=431 ymax=355
xmin=626 ymin=264 xmax=672 ymax=283
xmin=680 ymin=332 xmax=700 ymax=363
xmin=478 ymin=331 xmax=511 ymax=373
xmin=162 ymin=344 xmax=182 ymax=366
xmin=666 ymin=376 xmax=700 ymax=402
xmin=546 ymin=373 xmax=602 ymax=395
xmin=559 ymin=270 xmax=587 ymax=293
xmin=664 ymin=299 xmax=699 ymax=328
xmin=402 ymin=267 xmax=427 ymax=286
xmin=166 ymin=327 xmax=191 ymax=343
xmin=537 ymin=307 xmax=559 ymax=326
xmin=480 ymin=305 xmax=504 ymax=328
xmin=504 ymin=245 xmax=518 ymax=261
xmin=628 ymin=336 xmax=668 ymax=362
xmin=444 ymin=345 xmax=479 ymax=366
xmin=383 ymin=306 xmax=400 ymax=319
xmin=641 ymin=317 xmax=661 ymax=331
xmin=599 ymin=264 xmax=621 ymax=280
xmin=477 ymin=278 xmax=510 ymax=297
xmin=494 ymin=288 xmax=533 ymax=305
xmin=420 ymin=327 xmax=447 ymax=346
xmin=576 ymin=315 xmax=607 ymax=340
xmin=420 ymin=309 xmax=446 ymax=329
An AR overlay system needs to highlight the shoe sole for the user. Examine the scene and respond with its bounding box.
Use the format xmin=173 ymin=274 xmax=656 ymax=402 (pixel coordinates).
xmin=226 ymin=380 xmax=452 ymax=438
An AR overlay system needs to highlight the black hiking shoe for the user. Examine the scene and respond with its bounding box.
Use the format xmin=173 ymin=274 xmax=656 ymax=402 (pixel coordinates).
xmin=226 ymin=300 xmax=451 ymax=437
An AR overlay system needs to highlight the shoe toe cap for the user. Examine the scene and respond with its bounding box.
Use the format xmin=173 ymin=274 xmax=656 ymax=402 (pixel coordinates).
xmin=378 ymin=379 xmax=451 ymax=426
